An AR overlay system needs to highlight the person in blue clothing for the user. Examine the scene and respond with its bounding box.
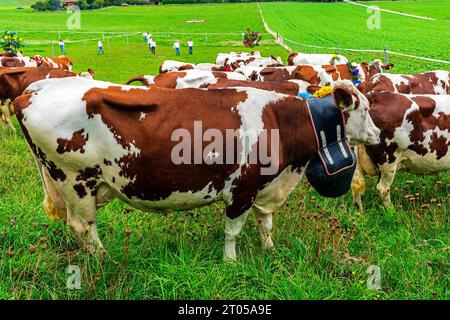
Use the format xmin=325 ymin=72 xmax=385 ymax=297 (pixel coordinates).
xmin=173 ymin=40 xmax=180 ymax=56
xmin=59 ymin=39 xmax=66 ymax=54
xmin=97 ymin=40 xmax=105 ymax=55
xmin=188 ymin=39 xmax=193 ymax=55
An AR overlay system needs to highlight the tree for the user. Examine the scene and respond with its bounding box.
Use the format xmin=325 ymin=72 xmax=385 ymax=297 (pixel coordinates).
xmin=48 ymin=0 xmax=62 ymax=11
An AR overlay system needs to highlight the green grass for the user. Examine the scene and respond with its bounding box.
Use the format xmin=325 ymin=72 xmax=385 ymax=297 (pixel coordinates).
xmin=0 ymin=0 xmax=36 ymax=6
xmin=360 ymin=1 xmax=450 ymax=20
xmin=260 ymin=1 xmax=450 ymax=72
xmin=0 ymin=2 xmax=449 ymax=300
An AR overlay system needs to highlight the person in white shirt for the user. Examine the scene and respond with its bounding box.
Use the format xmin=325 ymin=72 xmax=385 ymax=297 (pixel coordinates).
xmin=173 ymin=40 xmax=180 ymax=56
xmin=97 ymin=40 xmax=104 ymax=55
xmin=59 ymin=39 xmax=66 ymax=54
xmin=188 ymin=39 xmax=193 ymax=55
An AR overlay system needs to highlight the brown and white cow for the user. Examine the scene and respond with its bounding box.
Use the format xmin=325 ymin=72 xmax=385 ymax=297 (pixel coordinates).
xmin=234 ymin=66 xmax=299 ymax=81
xmin=34 ymin=55 xmax=73 ymax=72
xmin=206 ymin=79 xmax=313 ymax=96
xmin=287 ymin=52 xmax=349 ymax=66
xmin=293 ymin=61 xmax=394 ymax=91
xmin=0 ymin=67 xmax=87 ymax=131
xmin=0 ymin=56 xmax=38 ymax=68
xmin=366 ymin=70 xmax=450 ymax=94
xmin=215 ymin=51 xmax=261 ymax=65
xmin=223 ymin=56 xmax=283 ymax=71
xmin=351 ymin=92 xmax=450 ymax=209
xmin=159 ymin=60 xmax=227 ymax=73
xmin=15 ymin=77 xmax=379 ymax=260
xmin=125 ymin=69 xmax=247 ymax=88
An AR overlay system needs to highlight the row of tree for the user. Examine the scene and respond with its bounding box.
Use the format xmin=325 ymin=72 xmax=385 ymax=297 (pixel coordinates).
xmin=31 ymin=0 xmax=152 ymax=11
xmin=30 ymin=0 xmax=343 ymax=11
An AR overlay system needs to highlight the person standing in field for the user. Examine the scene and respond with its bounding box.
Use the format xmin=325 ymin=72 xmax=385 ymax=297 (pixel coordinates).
xmin=188 ymin=39 xmax=193 ymax=55
xmin=97 ymin=40 xmax=105 ymax=55
xmin=59 ymin=39 xmax=66 ymax=54
xmin=143 ymin=32 xmax=148 ymax=42
xmin=147 ymin=36 xmax=153 ymax=54
xmin=151 ymin=39 xmax=157 ymax=55
xmin=173 ymin=40 xmax=180 ymax=56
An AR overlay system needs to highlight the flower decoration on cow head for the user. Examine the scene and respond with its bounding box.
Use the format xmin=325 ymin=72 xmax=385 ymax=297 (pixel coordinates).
xmin=1 ymin=31 xmax=25 ymax=55
xmin=330 ymin=54 xmax=341 ymax=66
xmin=347 ymin=62 xmax=363 ymax=86
xmin=243 ymin=28 xmax=262 ymax=49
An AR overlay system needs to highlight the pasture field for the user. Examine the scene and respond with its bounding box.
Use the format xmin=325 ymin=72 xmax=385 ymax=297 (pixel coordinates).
xmin=260 ymin=1 xmax=450 ymax=72
xmin=0 ymin=2 xmax=449 ymax=300
xmin=361 ymin=0 xmax=450 ymax=20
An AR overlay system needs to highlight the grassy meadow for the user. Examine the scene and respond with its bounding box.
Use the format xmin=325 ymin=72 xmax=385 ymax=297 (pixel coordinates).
xmin=0 ymin=2 xmax=449 ymax=299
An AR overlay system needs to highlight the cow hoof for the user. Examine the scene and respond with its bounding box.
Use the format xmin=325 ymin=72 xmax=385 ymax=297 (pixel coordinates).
xmin=223 ymin=254 xmax=237 ymax=263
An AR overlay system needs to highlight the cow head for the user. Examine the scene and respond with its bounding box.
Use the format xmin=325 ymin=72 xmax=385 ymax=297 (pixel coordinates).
xmin=333 ymin=80 xmax=380 ymax=145
xmin=33 ymin=55 xmax=43 ymax=66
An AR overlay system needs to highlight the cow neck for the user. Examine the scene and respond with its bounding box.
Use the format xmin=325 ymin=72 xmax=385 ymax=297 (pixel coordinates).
xmin=267 ymin=96 xmax=319 ymax=170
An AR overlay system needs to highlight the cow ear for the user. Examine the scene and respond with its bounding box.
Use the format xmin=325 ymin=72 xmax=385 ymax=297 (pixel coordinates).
xmin=307 ymin=85 xmax=321 ymax=94
xmin=333 ymin=86 xmax=355 ymax=110
xmin=382 ymin=63 xmax=394 ymax=70
xmin=323 ymin=65 xmax=337 ymax=73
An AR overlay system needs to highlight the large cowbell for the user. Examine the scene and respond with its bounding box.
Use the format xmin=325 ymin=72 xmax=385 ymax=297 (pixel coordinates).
xmin=304 ymin=95 xmax=356 ymax=198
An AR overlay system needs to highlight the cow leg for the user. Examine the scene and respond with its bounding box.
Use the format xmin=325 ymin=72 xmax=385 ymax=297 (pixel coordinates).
xmin=351 ymin=160 xmax=366 ymax=211
xmin=66 ymin=197 xmax=104 ymax=254
xmin=0 ymin=100 xmax=15 ymax=133
xmin=252 ymin=207 xmax=273 ymax=250
xmin=376 ymin=161 xmax=398 ymax=209
xmin=224 ymin=209 xmax=250 ymax=261
xmin=252 ymin=165 xmax=306 ymax=250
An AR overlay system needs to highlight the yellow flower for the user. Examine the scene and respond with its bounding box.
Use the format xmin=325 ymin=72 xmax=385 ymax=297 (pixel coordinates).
xmin=351 ymin=271 xmax=356 ymax=275
xmin=333 ymin=54 xmax=338 ymax=59
xmin=358 ymin=280 xmax=364 ymax=284
xmin=313 ymin=86 xmax=333 ymax=98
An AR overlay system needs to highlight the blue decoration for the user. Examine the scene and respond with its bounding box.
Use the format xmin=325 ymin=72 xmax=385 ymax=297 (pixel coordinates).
xmin=298 ymin=92 xmax=313 ymax=99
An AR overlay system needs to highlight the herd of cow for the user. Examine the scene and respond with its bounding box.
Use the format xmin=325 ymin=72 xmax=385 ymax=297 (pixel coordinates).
xmin=0 ymin=50 xmax=449 ymax=261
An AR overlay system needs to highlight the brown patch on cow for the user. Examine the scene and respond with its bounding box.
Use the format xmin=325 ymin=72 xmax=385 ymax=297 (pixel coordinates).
xmin=292 ymin=65 xmax=319 ymax=84
xmin=39 ymin=56 xmax=73 ymax=71
xmin=73 ymin=183 xmax=87 ymax=198
xmin=56 ymin=129 xmax=88 ymax=154
xmin=364 ymin=92 xmax=413 ymax=165
xmin=207 ymin=79 xmax=301 ymax=95
xmin=178 ymin=64 xmax=194 ymax=71
xmin=287 ymin=52 xmax=298 ymax=66
xmin=76 ymin=165 xmax=102 ymax=182
xmin=260 ymin=67 xmax=291 ymax=82
xmin=151 ymin=71 xmax=187 ymax=89
xmin=429 ymin=132 xmax=448 ymax=159
xmin=0 ymin=67 xmax=76 ymax=101
xmin=1 ymin=57 xmax=25 ymax=67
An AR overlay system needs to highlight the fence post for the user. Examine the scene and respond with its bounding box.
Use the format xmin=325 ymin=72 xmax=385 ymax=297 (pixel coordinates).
xmin=102 ymin=32 xmax=105 ymax=41
xmin=205 ymin=34 xmax=208 ymax=45
xmin=107 ymin=38 xmax=110 ymax=50
xmin=384 ymin=46 xmax=389 ymax=64
xmin=51 ymin=41 xmax=55 ymax=56
xmin=126 ymin=33 xmax=129 ymax=46
xmin=337 ymin=45 xmax=341 ymax=55
xmin=83 ymin=40 xmax=86 ymax=54
xmin=58 ymin=31 xmax=61 ymax=40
